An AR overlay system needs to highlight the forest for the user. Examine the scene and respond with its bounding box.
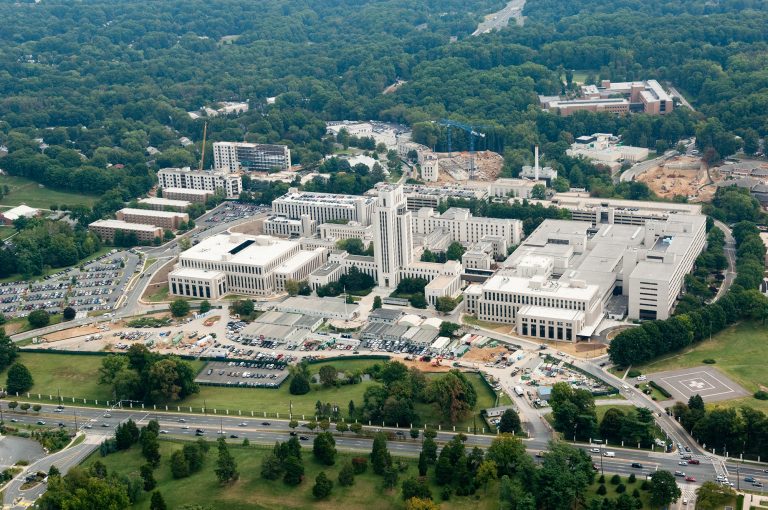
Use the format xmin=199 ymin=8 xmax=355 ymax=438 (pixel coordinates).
xmin=1 ymin=0 xmax=766 ymax=207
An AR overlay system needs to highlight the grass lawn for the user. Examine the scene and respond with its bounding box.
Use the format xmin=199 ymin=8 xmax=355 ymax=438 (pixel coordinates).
xmin=0 ymin=226 xmax=15 ymax=240
xmin=595 ymin=405 xmax=636 ymax=422
xmin=145 ymin=287 xmax=170 ymax=303
xmin=84 ymin=440 xmax=501 ymax=510
xmin=570 ymin=70 xmax=597 ymax=85
xmin=4 ymin=314 xmax=64 ymax=335
xmin=0 ymin=175 xmax=99 ymax=208
xmin=639 ymin=321 xmax=767 ymax=410
xmin=0 ymin=352 xmax=113 ymax=401
xmin=586 ymin=474 xmax=652 ymax=508
xmin=0 ymin=352 xmax=206 ymax=403
xmin=3 ymin=354 xmax=499 ymax=431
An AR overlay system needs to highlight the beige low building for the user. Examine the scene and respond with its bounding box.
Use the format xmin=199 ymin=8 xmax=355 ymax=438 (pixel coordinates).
xmin=89 ymin=219 xmax=162 ymax=243
xmin=162 ymin=188 xmax=213 ymax=203
xmin=116 ymin=208 xmax=189 ymax=230
xmin=137 ymin=197 xmax=191 ymax=212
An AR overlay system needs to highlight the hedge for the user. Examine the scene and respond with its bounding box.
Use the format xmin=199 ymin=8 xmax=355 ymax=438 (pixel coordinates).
xmin=648 ymin=380 xmax=672 ymax=398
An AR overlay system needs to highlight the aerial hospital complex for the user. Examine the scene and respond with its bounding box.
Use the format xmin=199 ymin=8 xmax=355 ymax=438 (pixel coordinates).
xmin=168 ymin=183 xmax=707 ymax=341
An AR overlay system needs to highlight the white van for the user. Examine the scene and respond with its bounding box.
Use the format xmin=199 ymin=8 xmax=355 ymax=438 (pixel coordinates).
xmin=603 ymin=451 xmax=615 ymax=457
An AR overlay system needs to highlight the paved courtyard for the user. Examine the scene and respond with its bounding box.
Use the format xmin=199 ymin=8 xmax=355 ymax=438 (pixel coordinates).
xmin=647 ymin=366 xmax=749 ymax=403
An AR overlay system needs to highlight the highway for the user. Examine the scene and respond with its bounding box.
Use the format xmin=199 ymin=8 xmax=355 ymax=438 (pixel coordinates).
xmin=5 ymin=395 xmax=766 ymax=507
xmin=472 ymin=0 xmax=526 ymax=35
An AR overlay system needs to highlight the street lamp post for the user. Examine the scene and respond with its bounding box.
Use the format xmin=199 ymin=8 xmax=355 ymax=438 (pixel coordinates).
xmin=600 ymin=444 xmax=604 ymax=475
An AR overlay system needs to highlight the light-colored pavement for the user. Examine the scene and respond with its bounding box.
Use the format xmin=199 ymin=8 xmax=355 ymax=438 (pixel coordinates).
xmin=712 ymin=219 xmax=736 ymax=303
xmin=2 ymin=433 xmax=105 ymax=509
xmin=472 ymin=0 xmax=526 ymax=35
xmin=620 ymin=150 xmax=678 ymax=183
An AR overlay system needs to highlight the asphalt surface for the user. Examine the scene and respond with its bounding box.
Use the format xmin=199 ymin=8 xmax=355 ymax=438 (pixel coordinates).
xmin=4 ymin=381 xmax=767 ymax=508
xmin=619 ymin=150 xmax=678 ymax=183
xmin=712 ymin=219 xmax=736 ymax=302
xmin=472 ymin=0 xmax=526 ymax=35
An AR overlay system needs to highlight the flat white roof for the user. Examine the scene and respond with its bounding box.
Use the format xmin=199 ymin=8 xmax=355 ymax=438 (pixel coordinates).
xmin=119 ymin=208 xmax=187 ymax=218
xmin=483 ymin=273 xmax=598 ymax=300
xmin=89 ymin=219 xmax=161 ymax=232
xmin=275 ymin=249 xmax=323 ymax=275
xmin=169 ymin=267 xmax=225 ymax=280
xmin=181 ymin=234 xmax=298 ymax=266
xmin=518 ymin=305 xmax=584 ymax=321
xmin=1 ymin=204 xmax=38 ymax=220
xmin=425 ymin=274 xmax=457 ymax=290
xmin=138 ymin=197 xmax=190 ymax=207
xmin=163 ymin=187 xmax=212 ymax=196
xmin=275 ymin=191 xmax=375 ymax=207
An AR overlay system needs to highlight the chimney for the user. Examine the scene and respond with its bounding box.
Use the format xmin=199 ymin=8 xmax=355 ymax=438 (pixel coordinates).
xmin=534 ymin=146 xmax=540 ymax=181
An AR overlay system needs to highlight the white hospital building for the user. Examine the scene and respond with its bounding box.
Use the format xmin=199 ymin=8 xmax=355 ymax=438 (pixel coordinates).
xmin=168 ymin=234 xmax=327 ymax=299
xmin=272 ymin=189 xmax=377 ymax=228
xmin=465 ymin=211 xmax=706 ymax=340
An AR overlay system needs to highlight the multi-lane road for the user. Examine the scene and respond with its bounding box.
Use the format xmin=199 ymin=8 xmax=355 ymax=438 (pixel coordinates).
xmin=6 ymin=400 xmax=764 ymax=509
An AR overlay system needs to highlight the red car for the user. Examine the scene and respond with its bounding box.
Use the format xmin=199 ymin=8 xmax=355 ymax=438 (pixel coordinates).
xmin=688 ymin=459 xmax=700 ymax=465
xmin=685 ymin=476 xmax=696 ymax=482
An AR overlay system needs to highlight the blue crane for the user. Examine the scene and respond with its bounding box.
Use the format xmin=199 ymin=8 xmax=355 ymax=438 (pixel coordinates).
xmin=438 ymin=119 xmax=487 ymax=179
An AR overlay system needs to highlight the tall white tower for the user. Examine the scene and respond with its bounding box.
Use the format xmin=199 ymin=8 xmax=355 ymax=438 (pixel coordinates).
xmin=373 ymin=184 xmax=413 ymax=288
xmin=534 ymin=145 xmax=540 ymax=181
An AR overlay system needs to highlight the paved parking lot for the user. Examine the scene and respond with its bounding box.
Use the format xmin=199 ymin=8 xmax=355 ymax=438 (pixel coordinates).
xmin=196 ymin=360 xmax=289 ymax=388
xmin=0 ymin=250 xmax=139 ymax=318
xmin=201 ymin=203 xmax=268 ymax=226
xmin=647 ymin=366 xmax=749 ymax=403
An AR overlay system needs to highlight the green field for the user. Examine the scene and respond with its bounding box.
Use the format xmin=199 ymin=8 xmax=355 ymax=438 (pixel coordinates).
xmin=0 ymin=352 xmax=114 ymax=400
xmin=84 ymin=439 xmax=500 ymax=510
xmin=0 ymin=354 xmax=502 ymax=429
xmin=0 ymin=174 xmax=99 ymax=208
xmin=640 ymin=321 xmax=767 ymax=410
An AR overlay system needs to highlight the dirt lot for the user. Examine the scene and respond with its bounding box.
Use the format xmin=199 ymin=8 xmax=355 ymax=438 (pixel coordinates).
xmin=434 ymin=150 xmax=503 ymax=182
xmin=463 ymin=345 xmax=507 ymax=363
xmin=637 ymin=156 xmax=713 ymax=200
xmin=42 ymin=324 xmax=105 ymax=342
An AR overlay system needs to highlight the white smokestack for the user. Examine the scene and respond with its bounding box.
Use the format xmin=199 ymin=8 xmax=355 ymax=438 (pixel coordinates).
xmin=534 ymin=145 xmax=540 ymax=181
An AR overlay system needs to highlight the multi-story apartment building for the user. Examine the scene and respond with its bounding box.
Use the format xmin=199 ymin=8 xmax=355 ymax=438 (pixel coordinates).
xmin=213 ymin=142 xmax=291 ymax=172
xmin=161 ymin=188 xmax=213 ymax=203
xmin=273 ymin=189 xmax=377 ymax=226
xmin=88 ymin=220 xmax=162 ymax=243
xmin=115 ymin=208 xmax=189 ymax=230
xmin=137 ymin=197 xmax=191 ymax=212
xmin=157 ymin=167 xmax=242 ymax=199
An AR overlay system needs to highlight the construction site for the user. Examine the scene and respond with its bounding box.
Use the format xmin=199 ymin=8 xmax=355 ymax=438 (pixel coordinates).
xmin=636 ymin=155 xmax=718 ymax=201
xmin=428 ymin=150 xmax=504 ymax=182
